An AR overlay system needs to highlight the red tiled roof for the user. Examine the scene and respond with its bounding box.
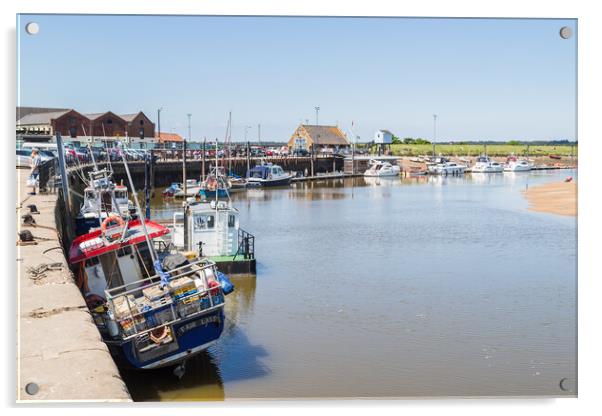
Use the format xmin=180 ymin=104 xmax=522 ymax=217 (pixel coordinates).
xmin=156 ymin=132 xmax=183 ymax=143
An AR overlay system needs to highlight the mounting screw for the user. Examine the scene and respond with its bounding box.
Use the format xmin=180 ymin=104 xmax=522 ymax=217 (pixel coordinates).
xmin=25 ymin=382 xmax=39 ymax=395
xmin=559 ymin=26 xmax=572 ymax=39
xmin=25 ymin=22 xmax=39 ymax=35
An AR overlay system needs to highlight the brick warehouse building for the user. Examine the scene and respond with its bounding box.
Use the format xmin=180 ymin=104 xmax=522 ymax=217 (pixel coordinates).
xmin=84 ymin=111 xmax=127 ymax=137
xmin=16 ymin=107 xmax=156 ymax=148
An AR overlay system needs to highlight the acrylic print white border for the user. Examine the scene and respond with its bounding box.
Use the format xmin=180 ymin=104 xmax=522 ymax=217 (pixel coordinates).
xmin=2 ymin=0 xmax=600 ymax=415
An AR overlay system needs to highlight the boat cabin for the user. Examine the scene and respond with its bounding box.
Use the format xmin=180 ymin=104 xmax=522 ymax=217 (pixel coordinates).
xmin=172 ymin=200 xmax=239 ymax=256
xmin=247 ymin=164 xmax=285 ymax=180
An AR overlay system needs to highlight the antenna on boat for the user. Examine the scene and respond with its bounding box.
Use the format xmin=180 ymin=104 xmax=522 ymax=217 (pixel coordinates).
xmin=226 ymin=111 xmax=232 ymax=176
xmin=101 ymin=122 xmax=113 ymax=174
xmin=119 ymin=142 xmax=161 ymax=269
xmin=81 ymin=124 xmax=98 ymax=171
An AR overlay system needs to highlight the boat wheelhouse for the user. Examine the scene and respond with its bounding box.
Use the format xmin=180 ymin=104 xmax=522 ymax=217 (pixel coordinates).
xmin=246 ymin=163 xmax=292 ymax=187
xmin=172 ymin=199 xmax=256 ymax=274
xmin=75 ymin=169 xmax=136 ymax=235
xmin=68 ymin=219 xmax=232 ymax=370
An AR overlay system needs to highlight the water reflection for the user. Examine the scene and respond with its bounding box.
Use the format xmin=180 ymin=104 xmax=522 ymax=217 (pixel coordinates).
xmin=131 ymin=169 xmax=576 ymax=400
xmin=121 ymin=351 xmax=224 ymax=401
xmin=121 ymin=266 xmax=265 ymax=401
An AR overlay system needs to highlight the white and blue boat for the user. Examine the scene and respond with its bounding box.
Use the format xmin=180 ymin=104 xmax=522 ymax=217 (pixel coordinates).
xmin=75 ymin=168 xmax=136 ymax=235
xmin=68 ymin=218 xmax=233 ymax=371
xmin=246 ymin=163 xmax=292 ymax=187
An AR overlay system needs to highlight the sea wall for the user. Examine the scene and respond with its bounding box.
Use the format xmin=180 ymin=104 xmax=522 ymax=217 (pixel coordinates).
xmin=16 ymin=168 xmax=131 ymax=402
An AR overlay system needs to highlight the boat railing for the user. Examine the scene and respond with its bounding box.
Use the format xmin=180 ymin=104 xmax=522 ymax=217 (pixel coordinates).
xmin=104 ymin=258 xmax=225 ymax=342
xmin=234 ymin=228 xmax=255 ymax=260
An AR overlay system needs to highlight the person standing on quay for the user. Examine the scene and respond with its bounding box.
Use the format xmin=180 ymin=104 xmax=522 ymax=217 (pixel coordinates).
xmin=28 ymin=148 xmax=41 ymax=195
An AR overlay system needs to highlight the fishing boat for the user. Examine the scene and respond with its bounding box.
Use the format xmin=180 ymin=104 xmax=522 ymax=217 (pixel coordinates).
xmin=171 ymin=199 xmax=256 ymax=275
xmin=199 ymin=166 xmax=232 ymax=199
xmin=430 ymin=161 xmax=467 ymax=175
xmin=163 ymin=182 xmax=183 ymax=198
xmin=363 ymin=160 xmax=401 ymax=177
xmin=69 ymin=218 xmax=232 ymax=370
xmin=246 ymin=163 xmax=292 ymax=187
xmin=68 ymin=146 xmax=234 ymax=373
xmin=504 ymin=155 xmax=532 ymax=172
xmin=471 ymin=155 xmax=504 ymax=173
xmin=163 ymin=179 xmax=201 ymax=198
xmin=227 ymin=172 xmax=248 ymax=193
xmin=75 ymin=168 xmax=136 ymax=235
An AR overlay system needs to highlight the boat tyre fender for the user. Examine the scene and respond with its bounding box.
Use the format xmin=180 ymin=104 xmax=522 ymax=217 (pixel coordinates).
xmin=208 ymin=279 xmax=220 ymax=296
xmin=268 ymin=173 xmax=273 ymax=180
xmin=150 ymin=326 xmax=169 ymax=344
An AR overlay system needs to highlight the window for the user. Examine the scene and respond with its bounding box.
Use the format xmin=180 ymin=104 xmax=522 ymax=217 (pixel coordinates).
xmin=107 ymin=119 xmax=113 ymax=124
xmin=114 ymin=191 xmax=127 ymax=200
xmin=139 ymin=120 xmax=144 ymax=125
xmin=85 ymin=257 xmax=100 ymax=267
xmin=69 ymin=126 xmax=77 ymax=138
xmin=228 ymin=214 xmax=236 ymax=228
xmin=193 ymin=214 xmax=215 ymax=231
xmin=117 ymin=246 xmax=133 ymax=258
xmin=85 ymin=190 xmax=96 ymax=199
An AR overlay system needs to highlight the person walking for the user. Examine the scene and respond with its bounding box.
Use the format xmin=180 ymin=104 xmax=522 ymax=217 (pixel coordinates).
xmin=28 ymin=149 xmax=41 ymax=195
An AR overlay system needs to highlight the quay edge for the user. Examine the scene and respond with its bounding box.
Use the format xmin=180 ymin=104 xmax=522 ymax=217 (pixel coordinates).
xmin=16 ymin=167 xmax=131 ymax=402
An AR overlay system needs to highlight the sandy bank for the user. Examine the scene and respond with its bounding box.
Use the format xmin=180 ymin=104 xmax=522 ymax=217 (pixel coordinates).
xmin=523 ymin=181 xmax=577 ymax=217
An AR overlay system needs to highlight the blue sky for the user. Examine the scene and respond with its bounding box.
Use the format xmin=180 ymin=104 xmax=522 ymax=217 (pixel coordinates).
xmin=17 ymin=15 xmax=576 ymax=142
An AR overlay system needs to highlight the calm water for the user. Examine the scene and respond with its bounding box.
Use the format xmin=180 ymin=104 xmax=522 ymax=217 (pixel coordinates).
xmin=123 ymin=170 xmax=577 ymax=400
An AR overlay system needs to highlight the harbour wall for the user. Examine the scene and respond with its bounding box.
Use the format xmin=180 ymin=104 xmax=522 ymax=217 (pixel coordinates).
xmin=67 ymin=156 xmax=345 ymax=190
xmin=16 ymin=168 xmax=131 ymax=402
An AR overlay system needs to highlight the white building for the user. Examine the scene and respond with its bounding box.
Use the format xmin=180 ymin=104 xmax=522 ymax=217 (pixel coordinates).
xmin=374 ymin=129 xmax=393 ymax=144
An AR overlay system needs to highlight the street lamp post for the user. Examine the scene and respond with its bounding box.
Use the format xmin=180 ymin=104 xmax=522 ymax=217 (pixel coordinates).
xmin=157 ymin=107 xmax=163 ymax=149
xmin=184 ymin=113 xmax=191 ymax=197
xmin=315 ymin=106 xmax=320 ymax=126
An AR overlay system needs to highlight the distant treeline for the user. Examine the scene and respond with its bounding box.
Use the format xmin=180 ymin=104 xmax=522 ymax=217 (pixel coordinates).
xmin=390 ymin=136 xmax=577 ymax=146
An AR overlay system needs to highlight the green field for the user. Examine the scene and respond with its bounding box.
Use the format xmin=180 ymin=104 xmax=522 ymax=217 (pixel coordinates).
xmin=379 ymin=144 xmax=578 ymax=157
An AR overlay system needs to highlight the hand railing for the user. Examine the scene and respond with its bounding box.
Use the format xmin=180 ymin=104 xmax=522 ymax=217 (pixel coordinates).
xmin=234 ymin=228 xmax=255 ymax=260
xmin=104 ymin=259 xmax=225 ymax=341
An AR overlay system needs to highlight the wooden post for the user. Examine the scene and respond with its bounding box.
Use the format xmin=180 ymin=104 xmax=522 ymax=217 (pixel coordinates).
xmin=202 ymin=138 xmax=206 ymax=181
xmin=310 ymin=144 xmax=314 ymax=177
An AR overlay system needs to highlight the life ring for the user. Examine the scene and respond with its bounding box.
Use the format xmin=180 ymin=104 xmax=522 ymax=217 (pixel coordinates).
xmin=101 ymin=215 xmax=125 ymax=241
xmin=101 ymin=215 xmax=124 ymax=232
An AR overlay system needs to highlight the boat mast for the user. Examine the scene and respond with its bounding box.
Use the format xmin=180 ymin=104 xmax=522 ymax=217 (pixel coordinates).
xmin=120 ymin=143 xmax=158 ymax=265
xmin=101 ymin=122 xmax=113 ymax=174
xmin=227 ymin=111 xmax=232 ymax=175
xmin=81 ymin=124 xmax=98 ymax=171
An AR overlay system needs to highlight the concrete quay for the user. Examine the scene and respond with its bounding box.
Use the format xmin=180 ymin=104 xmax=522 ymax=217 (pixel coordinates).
xmin=16 ymin=168 xmax=131 ymax=402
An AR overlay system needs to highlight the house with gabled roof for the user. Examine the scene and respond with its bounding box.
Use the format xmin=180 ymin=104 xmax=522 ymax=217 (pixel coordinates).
xmin=288 ymin=124 xmax=350 ymax=152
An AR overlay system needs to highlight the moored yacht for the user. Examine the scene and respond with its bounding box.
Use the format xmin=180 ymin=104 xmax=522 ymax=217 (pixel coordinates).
xmin=363 ymin=160 xmax=401 ymax=177
xmin=431 ymin=161 xmax=467 ymax=175
xmin=471 ymin=155 xmax=504 ymax=173
xmin=504 ymin=156 xmax=532 ymax=172
xmin=246 ymin=163 xmax=292 ymax=187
